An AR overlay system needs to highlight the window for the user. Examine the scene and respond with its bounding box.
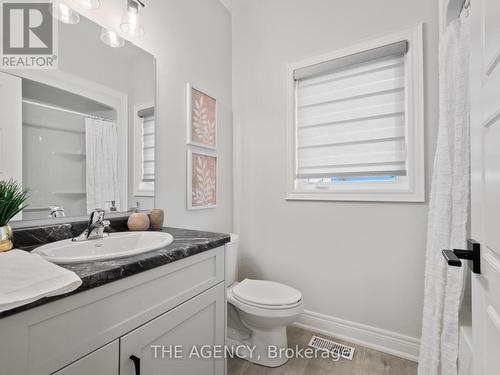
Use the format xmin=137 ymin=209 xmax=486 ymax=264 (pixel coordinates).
xmin=133 ymin=106 xmax=155 ymax=196
xmin=141 ymin=114 xmax=155 ymax=182
xmin=286 ymin=25 xmax=424 ymax=202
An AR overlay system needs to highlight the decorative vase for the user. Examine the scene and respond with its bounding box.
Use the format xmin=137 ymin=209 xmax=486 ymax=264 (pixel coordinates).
xmin=127 ymin=212 xmax=150 ymax=231
xmin=0 ymin=225 xmax=13 ymax=252
xmin=150 ymin=209 xmax=164 ymax=230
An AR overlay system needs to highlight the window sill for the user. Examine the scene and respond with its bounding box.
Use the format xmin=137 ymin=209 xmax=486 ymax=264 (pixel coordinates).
xmin=133 ymin=182 xmax=155 ymax=197
xmin=133 ymin=192 xmax=155 ymax=198
xmin=285 ymin=190 xmax=425 ymax=203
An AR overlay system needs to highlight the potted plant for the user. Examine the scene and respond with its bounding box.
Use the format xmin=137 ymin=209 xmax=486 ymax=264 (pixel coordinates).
xmin=0 ymin=179 xmax=29 ymax=252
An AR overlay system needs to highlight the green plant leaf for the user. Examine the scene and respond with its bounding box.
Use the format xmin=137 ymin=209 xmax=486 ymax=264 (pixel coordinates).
xmin=0 ymin=179 xmax=30 ymax=226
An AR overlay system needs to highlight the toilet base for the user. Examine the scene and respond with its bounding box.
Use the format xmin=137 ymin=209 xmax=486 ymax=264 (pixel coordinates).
xmin=228 ymin=305 xmax=290 ymax=367
xmin=247 ymin=325 xmax=289 ymax=367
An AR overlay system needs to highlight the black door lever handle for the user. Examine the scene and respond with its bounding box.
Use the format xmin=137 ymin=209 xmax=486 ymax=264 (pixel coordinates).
xmin=441 ymin=239 xmax=481 ymax=274
xmin=442 ymin=249 xmax=462 ymax=266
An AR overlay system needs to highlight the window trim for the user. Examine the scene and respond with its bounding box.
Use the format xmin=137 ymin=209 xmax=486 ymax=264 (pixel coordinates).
xmin=133 ymin=103 xmax=155 ymax=197
xmin=285 ymin=24 xmax=425 ymax=202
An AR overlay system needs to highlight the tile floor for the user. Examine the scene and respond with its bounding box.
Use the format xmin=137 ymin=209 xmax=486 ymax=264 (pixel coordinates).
xmin=227 ymin=326 xmax=417 ymax=375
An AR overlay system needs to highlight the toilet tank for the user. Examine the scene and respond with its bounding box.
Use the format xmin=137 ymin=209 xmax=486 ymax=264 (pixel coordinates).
xmin=225 ymin=234 xmax=239 ymax=286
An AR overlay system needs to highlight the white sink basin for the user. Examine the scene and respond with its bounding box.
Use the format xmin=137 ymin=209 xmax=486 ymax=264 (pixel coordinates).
xmin=32 ymin=231 xmax=174 ymax=264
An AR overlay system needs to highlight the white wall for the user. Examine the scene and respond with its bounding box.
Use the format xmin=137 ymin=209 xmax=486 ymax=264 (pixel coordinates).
xmin=76 ymin=0 xmax=233 ymax=232
xmin=231 ymin=0 xmax=438 ymax=349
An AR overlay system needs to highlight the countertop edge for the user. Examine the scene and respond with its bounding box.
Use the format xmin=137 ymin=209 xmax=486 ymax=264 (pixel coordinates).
xmin=0 ymin=228 xmax=230 ymax=319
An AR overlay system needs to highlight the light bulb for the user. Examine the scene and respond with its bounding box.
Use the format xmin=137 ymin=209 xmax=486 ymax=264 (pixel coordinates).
xmin=120 ymin=0 xmax=145 ymax=37
xmin=51 ymin=1 xmax=80 ymax=24
xmin=74 ymin=0 xmax=101 ymax=10
xmin=100 ymin=28 xmax=126 ymax=48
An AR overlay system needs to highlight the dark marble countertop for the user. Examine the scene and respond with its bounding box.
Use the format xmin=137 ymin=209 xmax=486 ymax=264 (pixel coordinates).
xmin=1 ymin=224 xmax=230 ymax=318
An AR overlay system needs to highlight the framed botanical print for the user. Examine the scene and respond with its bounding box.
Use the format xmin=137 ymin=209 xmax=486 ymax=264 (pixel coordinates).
xmin=187 ymin=148 xmax=217 ymax=210
xmin=186 ymin=83 xmax=217 ymax=149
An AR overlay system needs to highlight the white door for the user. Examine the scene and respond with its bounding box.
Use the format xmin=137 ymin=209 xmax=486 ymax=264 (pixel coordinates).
xmin=470 ymin=0 xmax=500 ymax=374
xmin=0 ymin=71 xmax=22 ymax=184
xmin=120 ymin=283 xmax=225 ymax=375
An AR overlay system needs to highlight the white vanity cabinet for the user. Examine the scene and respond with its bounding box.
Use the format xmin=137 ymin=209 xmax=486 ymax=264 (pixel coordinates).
xmin=120 ymin=283 xmax=225 ymax=375
xmin=0 ymin=246 xmax=226 ymax=375
xmin=52 ymin=341 xmax=119 ymax=375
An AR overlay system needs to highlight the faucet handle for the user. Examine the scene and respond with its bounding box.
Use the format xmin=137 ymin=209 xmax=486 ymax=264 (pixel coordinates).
xmin=102 ymin=220 xmax=111 ymax=237
xmin=48 ymin=206 xmax=65 ymax=218
xmin=89 ymin=209 xmax=105 ymax=223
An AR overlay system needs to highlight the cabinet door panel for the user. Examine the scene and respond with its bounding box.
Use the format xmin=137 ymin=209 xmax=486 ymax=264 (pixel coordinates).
xmin=120 ymin=283 xmax=225 ymax=375
xmin=53 ymin=340 xmax=118 ymax=375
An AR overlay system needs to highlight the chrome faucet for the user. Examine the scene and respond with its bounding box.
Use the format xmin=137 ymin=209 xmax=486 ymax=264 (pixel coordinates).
xmin=49 ymin=206 xmax=65 ymax=218
xmin=72 ymin=209 xmax=111 ymax=242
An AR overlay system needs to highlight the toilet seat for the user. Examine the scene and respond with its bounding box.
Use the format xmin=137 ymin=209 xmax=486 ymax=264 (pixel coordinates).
xmin=227 ymin=288 xmax=304 ymax=319
xmin=231 ymin=279 xmax=303 ymax=310
xmin=233 ymin=295 xmax=303 ymax=310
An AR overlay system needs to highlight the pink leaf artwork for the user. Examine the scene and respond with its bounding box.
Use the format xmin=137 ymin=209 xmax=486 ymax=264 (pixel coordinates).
xmin=191 ymin=152 xmax=217 ymax=207
xmin=191 ymin=88 xmax=216 ymax=148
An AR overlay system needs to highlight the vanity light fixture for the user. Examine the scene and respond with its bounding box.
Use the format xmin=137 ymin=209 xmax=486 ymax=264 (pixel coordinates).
xmin=100 ymin=28 xmax=126 ymax=48
xmin=51 ymin=1 xmax=80 ymax=24
xmin=74 ymin=0 xmax=101 ymax=10
xmin=120 ymin=0 xmax=145 ymax=37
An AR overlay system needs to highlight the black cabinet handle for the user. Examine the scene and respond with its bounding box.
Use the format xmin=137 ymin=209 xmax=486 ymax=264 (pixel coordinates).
xmin=130 ymin=355 xmax=141 ymax=375
xmin=441 ymin=239 xmax=481 ymax=274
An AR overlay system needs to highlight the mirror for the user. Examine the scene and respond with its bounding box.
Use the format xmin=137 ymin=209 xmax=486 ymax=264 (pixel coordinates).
xmin=0 ymin=13 xmax=155 ymax=221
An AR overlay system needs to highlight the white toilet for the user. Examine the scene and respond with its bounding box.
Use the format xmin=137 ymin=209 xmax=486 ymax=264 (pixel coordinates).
xmin=225 ymin=234 xmax=304 ymax=367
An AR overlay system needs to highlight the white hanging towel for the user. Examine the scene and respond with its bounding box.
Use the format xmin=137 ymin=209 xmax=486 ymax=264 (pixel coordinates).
xmin=85 ymin=118 xmax=121 ymax=213
xmin=0 ymin=250 xmax=82 ymax=313
xmin=418 ymin=16 xmax=470 ymax=375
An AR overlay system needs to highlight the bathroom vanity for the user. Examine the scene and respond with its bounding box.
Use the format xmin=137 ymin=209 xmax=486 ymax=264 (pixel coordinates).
xmin=0 ymin=224 xmax=230 ymax=375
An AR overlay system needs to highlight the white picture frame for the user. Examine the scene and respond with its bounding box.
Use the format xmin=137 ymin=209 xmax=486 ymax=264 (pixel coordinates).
xmin=187 ymin=148 xmax=217 ymax=210
xmin=186 ymin=83 xmax=217 ymax=150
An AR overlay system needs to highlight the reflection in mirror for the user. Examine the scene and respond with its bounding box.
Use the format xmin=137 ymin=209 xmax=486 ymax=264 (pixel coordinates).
xmin=0 ymin=13 xmax=155 ymax=221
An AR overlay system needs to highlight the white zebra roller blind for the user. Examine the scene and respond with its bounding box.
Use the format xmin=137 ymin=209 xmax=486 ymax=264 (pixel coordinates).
xmin=294 ymin=41 xmax=409 ymax=179
xmin=141 ymin=115 xmax=155 ymax=182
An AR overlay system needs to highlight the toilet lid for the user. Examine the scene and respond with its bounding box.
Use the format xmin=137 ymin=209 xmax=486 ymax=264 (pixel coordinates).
xmin=232 ymin=279 xmax=302 ymax=307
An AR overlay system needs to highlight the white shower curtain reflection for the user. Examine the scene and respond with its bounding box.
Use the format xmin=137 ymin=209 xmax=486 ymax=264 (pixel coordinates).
xmin=85 ymin=118 xmax=120 ymax=213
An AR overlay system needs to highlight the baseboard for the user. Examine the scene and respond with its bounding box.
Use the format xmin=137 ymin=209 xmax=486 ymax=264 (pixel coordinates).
xmin=293 ymin=310 xmax=420 ymax=362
